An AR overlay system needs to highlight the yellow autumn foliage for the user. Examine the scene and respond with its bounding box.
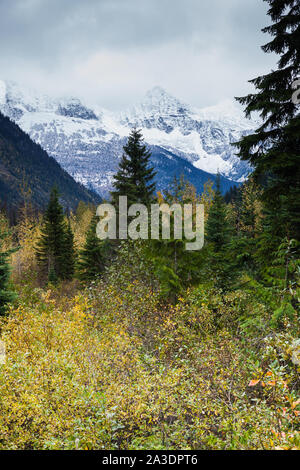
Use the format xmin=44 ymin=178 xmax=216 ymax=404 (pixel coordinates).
xmin=0 ymin=274 xmax=298 ymax=450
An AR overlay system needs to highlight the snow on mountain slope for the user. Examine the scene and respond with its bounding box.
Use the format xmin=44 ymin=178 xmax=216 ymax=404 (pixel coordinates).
xmin=0 ymin=80 xmax=256 ymax=197
xmin=119 ymin=86 xmax=256 ymax=181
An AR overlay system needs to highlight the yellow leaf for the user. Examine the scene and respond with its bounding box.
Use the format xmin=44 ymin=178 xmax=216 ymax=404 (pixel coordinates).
xmin=249 ymin=380 xmax=260 ymax=387
xmin=291 ymin=399 xmax=300 ymax=409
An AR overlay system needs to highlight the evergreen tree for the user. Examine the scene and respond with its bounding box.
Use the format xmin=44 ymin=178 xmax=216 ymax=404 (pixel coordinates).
xmin=224 ymin=186 xmax=241 ymax=205
xmin=0 ymin=229 xmax=17 ymax=315
xmin=231 ymin=178 xmax=263 ymax=271
xmin=239 ymin=180 xmax=261 ymax=238
xmin=165 ymin=174 xmax=185 ymax=203
xmin=111 ymin=129 xmax=156 ymax=207
xmin=35 ymin=187 xmax=67 ymax=281
xmin=204 ymin=175 xmax=235 ymax=289
xmin=48 ymin=266 xmax=59 ymax=285
xmin=61 ymin=220 xmax=76 ymax=280
xmin=78 ymin=215 xmax=109 ymax=280
xmin=206 ymin=175 xmax=232 ymax=251
xmin=235 ymin=0 xmax=300 ymax=245
xmin=255 ymin=201 xmax=291 ymax=273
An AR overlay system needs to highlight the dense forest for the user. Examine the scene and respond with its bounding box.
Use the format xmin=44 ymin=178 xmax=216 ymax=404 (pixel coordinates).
xmin=0 ymin=0 xmax=299 ymax=451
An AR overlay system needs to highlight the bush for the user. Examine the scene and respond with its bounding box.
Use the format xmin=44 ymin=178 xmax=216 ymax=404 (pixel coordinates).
xmin=0 ymin=274 xmax=299 ymax=450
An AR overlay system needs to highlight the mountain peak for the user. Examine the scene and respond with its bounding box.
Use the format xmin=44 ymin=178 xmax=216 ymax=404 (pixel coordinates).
xmin=144 ymin=86 xmax=186 ymax=106
xmin=145 ymin=86 xmax=169 ymax=99
xmin=133 ymin=86 xmax=191 ymax=119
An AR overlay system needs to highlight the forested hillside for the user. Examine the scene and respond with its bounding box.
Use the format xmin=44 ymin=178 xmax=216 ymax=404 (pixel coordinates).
xmin=0 ymin=112 xmax=101 ymax=211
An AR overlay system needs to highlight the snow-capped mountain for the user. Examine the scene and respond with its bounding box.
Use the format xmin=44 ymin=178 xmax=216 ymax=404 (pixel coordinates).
xmin=120 ymin=86 xmax=255 ymax=180
xmin=0 ymin=80 xmax=257 ymax=197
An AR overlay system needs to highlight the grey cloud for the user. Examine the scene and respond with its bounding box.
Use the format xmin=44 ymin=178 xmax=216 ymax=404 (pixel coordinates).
xmin=0 ymin=0 xmax=277 ymax=108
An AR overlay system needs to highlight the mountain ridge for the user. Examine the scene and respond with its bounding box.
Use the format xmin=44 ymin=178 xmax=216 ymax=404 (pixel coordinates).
xmin=0 ymin=80 xmax=256 ymax=196
xmin=0 ymin=111 xmax=101 ymax=211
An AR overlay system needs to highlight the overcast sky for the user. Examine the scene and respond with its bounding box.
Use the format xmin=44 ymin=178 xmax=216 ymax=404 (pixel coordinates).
xmin=0 ymin=0 xmax=278 ymax=110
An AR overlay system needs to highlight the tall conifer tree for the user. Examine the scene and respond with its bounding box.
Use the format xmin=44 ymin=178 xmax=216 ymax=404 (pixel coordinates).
xmin=78 ymin=215 xmax=108 ymax=280
xmin=61 ymin=220 xmax=76 ymax=280
xmin=231 ymin=179 xmax=263 ymax=271
xmin=205 ymin=175 xmax=235 ymax=288
xmin=235 ymin=0 xmax=300 ymax=245
xmin=0 ymin=229 xmax=17 ymax=315
xmin=111 ymin=129 xmax=156 ymax=207
xmin=206 ymin=176 xmax=231 ymax=252
xmin=35 ymin=187 xmax=67 ymax=281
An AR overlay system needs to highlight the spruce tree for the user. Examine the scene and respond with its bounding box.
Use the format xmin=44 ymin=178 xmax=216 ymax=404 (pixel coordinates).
xmin=235 ymin=0 xmax=300 ymax=244
xmin=0 ymin=230 xmax=17 ymax=315
xmin=61 ymin=220 xmax=76 ymax=280
xmin=35 ymin=187 xmax=67 ymax=281
xmin=48 ymin=266 xmax=59 ymax=285
xmin=231 ymin=179 xmax=263 ymax=271
xmin=206 ymin=175 xmax=231 ymax=252
xmin=78 ymin=215 xmax=108 ymax=280
xmin=205 ymin=175 xmax=235 ymax=288
xmin=111 ymin=129 xmax=156 ymax=207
